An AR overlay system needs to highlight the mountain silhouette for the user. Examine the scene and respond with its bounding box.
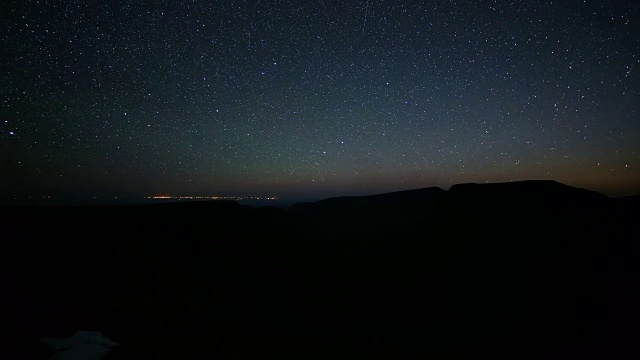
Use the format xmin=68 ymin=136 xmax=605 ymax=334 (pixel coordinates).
xmin=289 ymin=186 xmax=446 ymax=215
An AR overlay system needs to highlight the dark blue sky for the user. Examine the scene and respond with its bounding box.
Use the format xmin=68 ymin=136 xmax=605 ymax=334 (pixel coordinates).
xmin=2 ymin=0 xmax=639 ymax=200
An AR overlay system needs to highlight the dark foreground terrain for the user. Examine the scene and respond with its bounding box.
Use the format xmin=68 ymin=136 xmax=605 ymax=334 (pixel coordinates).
xmin=2 ymin=180 xmax=640 ymax=359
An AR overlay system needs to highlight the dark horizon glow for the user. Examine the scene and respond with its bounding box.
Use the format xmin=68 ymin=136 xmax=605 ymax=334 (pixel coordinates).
xmin=2 ymin=1 xmax=639 ymax=200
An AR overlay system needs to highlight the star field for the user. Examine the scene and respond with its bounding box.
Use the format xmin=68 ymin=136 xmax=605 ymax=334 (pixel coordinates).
xmin=2 ymin=0 xmax=639 ymax=199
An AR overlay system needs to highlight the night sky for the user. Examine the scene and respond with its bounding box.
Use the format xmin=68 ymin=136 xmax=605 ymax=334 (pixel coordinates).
xmin=2 ymin=0 xmax=639 ymax=200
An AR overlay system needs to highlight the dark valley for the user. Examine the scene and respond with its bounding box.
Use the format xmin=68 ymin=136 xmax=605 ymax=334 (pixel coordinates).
xmin=2 ymin=180 xmax=640 ymax=359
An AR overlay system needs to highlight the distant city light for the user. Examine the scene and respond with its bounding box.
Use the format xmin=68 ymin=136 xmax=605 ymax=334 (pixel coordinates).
xmin=145 ymin=195 xmax=278 ymax=201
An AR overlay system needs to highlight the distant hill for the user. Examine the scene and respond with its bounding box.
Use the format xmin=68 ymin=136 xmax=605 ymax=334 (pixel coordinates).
xmin=289 ymin=186 xmax=446 ymax=215
xmin=288 ymin=180 xmax=614 ymax=217
xmin=448 ymin=179 xmax=609 ymax=205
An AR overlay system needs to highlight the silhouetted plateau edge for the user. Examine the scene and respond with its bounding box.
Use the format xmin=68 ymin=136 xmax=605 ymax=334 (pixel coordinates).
xmin=289 ymin=180 xmax=626 ymax=214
